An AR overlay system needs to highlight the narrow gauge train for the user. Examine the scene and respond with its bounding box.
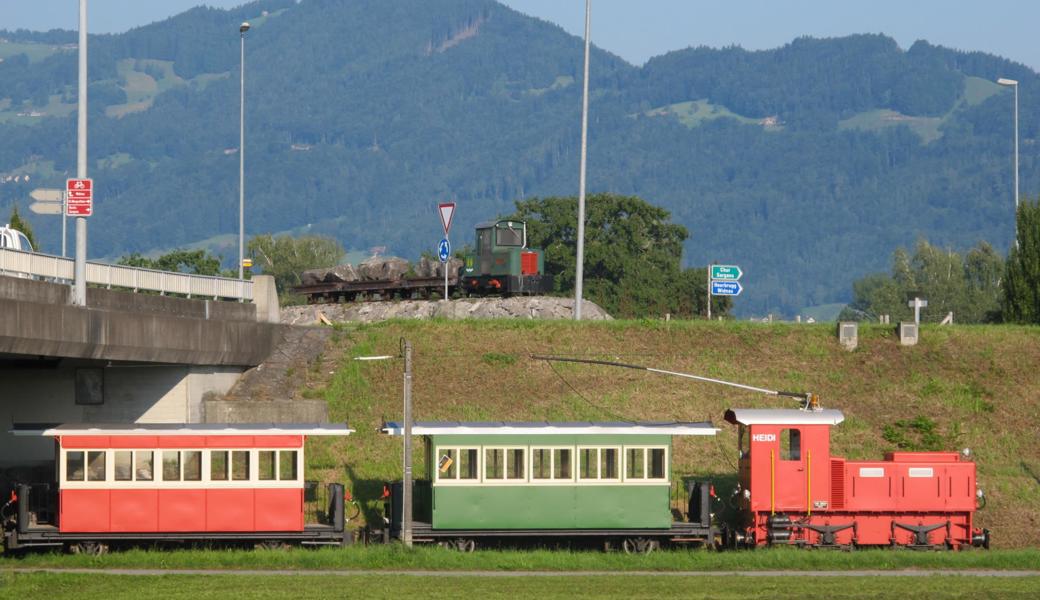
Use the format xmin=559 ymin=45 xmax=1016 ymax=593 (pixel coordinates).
xmin=2 ymin=423 xmax=354 ymax=554
xmin=292 ymin=219 xmax=553 ymax=303
xmin=378 ymin=408 xmax=989 ymax=552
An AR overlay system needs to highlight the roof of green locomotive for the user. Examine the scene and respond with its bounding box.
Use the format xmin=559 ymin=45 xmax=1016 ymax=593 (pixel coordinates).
xmin=381 ymin=421 xmax=717 ymax=436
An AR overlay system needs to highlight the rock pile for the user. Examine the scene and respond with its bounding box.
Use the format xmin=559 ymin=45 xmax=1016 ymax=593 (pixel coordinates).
xmin=301 ymin=256 xmax=463 ymax=285
xmin=281 ymin=296 xmax=611 ymax=325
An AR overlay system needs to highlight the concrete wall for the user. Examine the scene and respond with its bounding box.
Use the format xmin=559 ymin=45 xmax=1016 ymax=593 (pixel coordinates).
xmin=0 ymin=363 xmax=243 ymax=468
xmin=0 ymin=275 xmax=286 ymax=366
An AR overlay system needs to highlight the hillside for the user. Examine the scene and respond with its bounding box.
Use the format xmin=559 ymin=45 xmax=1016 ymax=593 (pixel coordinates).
xmin=293 ymin=319 xmax=1040 ymax=547
xmin=1 ymin=0 xmax=1038 ymax=316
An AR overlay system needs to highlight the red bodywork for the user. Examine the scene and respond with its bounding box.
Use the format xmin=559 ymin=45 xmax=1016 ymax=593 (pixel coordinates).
xmin=57 ymin=434 xmax=304 ymax=534
xmin=726 ymin=410 xmax=981 ymax=549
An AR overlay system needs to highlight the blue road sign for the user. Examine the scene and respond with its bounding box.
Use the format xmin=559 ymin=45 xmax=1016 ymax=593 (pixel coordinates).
xmin=711 ymin=280 xmax=743 ymax=296
xmin=438 ymin=238 xmax=451 ymax=263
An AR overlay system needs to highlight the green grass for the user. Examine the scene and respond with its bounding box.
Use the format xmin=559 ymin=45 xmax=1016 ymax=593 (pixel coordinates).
xmin=642 ymin=100 xmax=780 ymax=130
xmin=2 ymin=546 xmax=1039 ymax=572
xmin=838 ymin=109 xmax=943 ymax=142
xmin=0 ymin=41 xmax=63 ymax=63
xmin=3 ymin=571 xmax=1036 ymax=600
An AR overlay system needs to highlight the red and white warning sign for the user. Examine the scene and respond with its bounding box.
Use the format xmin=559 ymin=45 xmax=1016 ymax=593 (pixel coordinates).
xmin=66 ymin=178 xmax=93 ymax=217
xmin=438 ymin=202 xmax=456 ymax=235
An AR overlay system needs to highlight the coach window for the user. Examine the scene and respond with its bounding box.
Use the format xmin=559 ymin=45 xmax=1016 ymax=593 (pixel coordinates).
xmin=649 ymin=448 xmax=666 ymax=479
xmin=136 ymin=451 xmax=154 ymax=481
xmin=163 ymin=451 xmax=181 ymax=481
xmin=231 ymin=450 xmax=250 ymax=481
xmin=626 ymin=448 xmax=645 ymax=479
xmin=532 ymin=448 xmax=551 ymax=479
xmin=578 ymin=447 xmax=620 ymax=481
xmin=459 ymin=448 xmax=478 ymax=480
xmin=259 ymin=451 xmax=277 ymax=481
xmin=211 ymin=451 xmax=229 ymax=481
xmin=437 ymin=449 xmax=457 ymax=479
xmin=183 ymin=451 xmax=202 ymax=481
xmin=115 ymin=451 xmax=133 ymax=481
xmin=279 ymin=451 xmax=298 ymax=480
xmin=66 ymin=451 xmax=85 ymax=481
xmin=435 ymin=448 xmax=479 ymax=481
xmin=87 ymin=451 xmax=106 ymax=481
xmin=781 ymin=429 xmax=801 ymax=461
xmin=485 ymin=449 xmax=504 ymax=480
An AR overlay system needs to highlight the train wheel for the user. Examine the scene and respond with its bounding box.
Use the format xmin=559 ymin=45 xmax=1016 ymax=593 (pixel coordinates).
xmin=621 ymin=537 xmax=659 ymax=555
xmin=439 ymin=538 xmax=476 ymax=552
xmin=69 ymin=541 xmax=109 ymax=556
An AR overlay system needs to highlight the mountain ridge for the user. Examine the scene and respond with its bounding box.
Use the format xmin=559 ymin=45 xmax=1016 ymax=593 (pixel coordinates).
xmin=0 ymin=0 xmax=1035 ymax=316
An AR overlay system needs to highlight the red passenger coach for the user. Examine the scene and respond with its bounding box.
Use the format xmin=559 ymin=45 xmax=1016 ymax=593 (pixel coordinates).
xmin=3 ymin=423 xmax=354 ymax=553
xmin=725 ymin=409 xmax=989 ymax=550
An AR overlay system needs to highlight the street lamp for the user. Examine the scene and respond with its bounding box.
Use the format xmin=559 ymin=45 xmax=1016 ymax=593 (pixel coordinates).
xmin=997 ymin=77 xmax=1019 ymax=241
xmin=238 ymin=21 xmax=250 ymax=281
xmin=574 ymin=0 xmax=591 ymax=320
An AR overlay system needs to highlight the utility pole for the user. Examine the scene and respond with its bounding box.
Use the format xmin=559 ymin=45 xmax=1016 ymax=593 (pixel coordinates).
xmin=402 ymin=339 xmax=413 ymax=548
xmin=574 ymin=0 xmax=591 ymax=320
xmin=73 ymin=0 xmax=88 ymax=305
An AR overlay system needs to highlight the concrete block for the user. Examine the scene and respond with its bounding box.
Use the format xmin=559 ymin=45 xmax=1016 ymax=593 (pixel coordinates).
xmin=252 ymin=275 xmax=280 ymax=323
xmin=837 ymin=321 xmax=858 ymax=351
xmin=898 ymin=321 xmax=918 ymax=346
xmin=202 ymin=400 xmax=328 ymax=423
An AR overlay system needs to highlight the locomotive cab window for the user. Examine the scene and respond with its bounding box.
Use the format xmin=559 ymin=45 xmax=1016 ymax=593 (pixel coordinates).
xmin=780 ymin=429 xmax=801 ymax=461
xmin=495 ymin=225 xmax=523 ymax=247
xmin=739 ymin=426 xmax=750 ymax=459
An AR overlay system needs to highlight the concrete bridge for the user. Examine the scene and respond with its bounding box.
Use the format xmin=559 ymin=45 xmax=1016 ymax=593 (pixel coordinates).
xmin=0 ymin=269 xmax=327 ymax=471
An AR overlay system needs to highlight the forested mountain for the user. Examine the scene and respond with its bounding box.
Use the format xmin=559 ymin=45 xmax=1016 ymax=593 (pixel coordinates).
xmin=0 ymin=0 xmax=1035 ymax=316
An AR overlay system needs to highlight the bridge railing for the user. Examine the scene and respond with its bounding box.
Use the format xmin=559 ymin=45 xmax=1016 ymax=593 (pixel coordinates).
xmin=0 ymin=248 xmax=253 ymax=301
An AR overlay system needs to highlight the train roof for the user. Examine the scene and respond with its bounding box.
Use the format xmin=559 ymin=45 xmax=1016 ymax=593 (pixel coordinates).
xmin=724 ymin=408 xmax=844 ymax=426
xmin=10 ymin=423 xmax=354 ymax=436
xmin=474 ymin=219 xmax=525 ymax=229
xmin=381 ymin=421 xmax=718 ymax=436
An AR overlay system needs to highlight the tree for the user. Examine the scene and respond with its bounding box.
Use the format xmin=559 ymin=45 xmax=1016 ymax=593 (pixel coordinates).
xmin=510 ymin=194 xmax=731 ymax=318
xmin=841 ymin=239 xmax=1003 ymax=323
xmin=247 ymin=234 xmax=344 ymax=295
xmin=118 ymin=248 xmax=231 ymax=276
xmin=1003 ymin=198 xmax=1040 ymax=323
xmin=7 ymin=204 xmax=39 ymax=251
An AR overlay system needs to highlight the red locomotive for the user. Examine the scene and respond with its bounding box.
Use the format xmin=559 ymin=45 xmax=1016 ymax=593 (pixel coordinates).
xmin=724 ymin=408 xmax=989 ymax=549
xmin=2 ymin=423 xmax=354 ymax=553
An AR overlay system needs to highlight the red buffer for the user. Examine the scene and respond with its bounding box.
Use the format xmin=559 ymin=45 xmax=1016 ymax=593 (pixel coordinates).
xmin=724 ymin=409 xmax=989 ymax=549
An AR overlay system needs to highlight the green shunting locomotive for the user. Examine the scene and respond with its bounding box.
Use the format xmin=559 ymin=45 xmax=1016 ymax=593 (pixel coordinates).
xmin=380 ymin=421 xmax=718 ymax=551
xmin=459 ymin=219 xmax=553 ymax=296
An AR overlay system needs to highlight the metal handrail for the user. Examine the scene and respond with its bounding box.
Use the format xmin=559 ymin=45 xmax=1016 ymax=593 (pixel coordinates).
xmin=0 ymin=248 xmax=253 ymax=302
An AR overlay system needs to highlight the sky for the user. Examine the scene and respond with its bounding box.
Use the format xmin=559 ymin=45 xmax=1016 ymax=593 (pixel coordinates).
xmin=4 ymin=0 xmax=1040 ymax=70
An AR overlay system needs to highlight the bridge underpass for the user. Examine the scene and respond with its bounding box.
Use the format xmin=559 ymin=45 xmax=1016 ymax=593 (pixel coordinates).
xmin=0 ymin=273 xmax=328 ymax=477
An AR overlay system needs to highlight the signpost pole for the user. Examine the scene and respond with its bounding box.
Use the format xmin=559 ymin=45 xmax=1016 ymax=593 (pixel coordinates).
xmin=444 ymin=234 xmax=449 ymax=300
xmin=62 ymin=192 xmax=67 ymax=257
xmin=402 ymin=340 xmax=413 ymax=548
xmin=73 ymin=0 xmax=88 ymax=305
xmin=706 ymin=263 xmax=712 ymax=320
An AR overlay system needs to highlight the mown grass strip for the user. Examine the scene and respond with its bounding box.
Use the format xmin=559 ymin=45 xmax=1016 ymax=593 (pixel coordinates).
xmin=2 ymin=571 xmax=1038 ymax=600
xmin=2 ymin=546 xmax=1038 ymax=572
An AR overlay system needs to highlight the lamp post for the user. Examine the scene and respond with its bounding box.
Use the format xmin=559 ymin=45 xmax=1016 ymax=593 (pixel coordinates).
xmin=997 ymin=77 xmax=1019 ymax=244
xmin=574 ymin=0 xmax=591 ymax=320
xmin=73 ymin=0 xmax=88 ymax=305
xmin=239 ymin=21 xmax=250 ymax=280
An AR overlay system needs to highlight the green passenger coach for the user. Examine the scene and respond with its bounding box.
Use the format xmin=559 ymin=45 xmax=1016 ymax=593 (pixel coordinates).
xmin=381 ymin=421 xmax=719 ymax=551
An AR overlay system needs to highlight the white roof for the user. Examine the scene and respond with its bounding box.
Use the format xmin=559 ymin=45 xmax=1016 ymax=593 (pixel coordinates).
xmin=11 ymin=423 xmax=354 ymax=436
xmin=381 ymin=421 xmax=718 ymax=436
xmin=724 ymin=409 xmax=844 ymax=426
